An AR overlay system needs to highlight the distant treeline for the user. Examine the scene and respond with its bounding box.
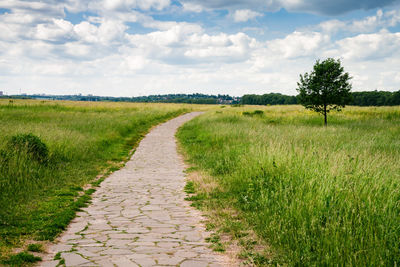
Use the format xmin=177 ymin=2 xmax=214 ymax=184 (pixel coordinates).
xmin=1 ymin=93 xmax=239 ymax=105
xmin=2 ymin=90 xmax=400 ymax=106
xmin=241 ymin=90 xmax=400 ymax=106
xmin=241 ymin=93 xmax=298 ymax=105
xmin=351 ymin=91 xmax=400 ymax=106
xmin=129 ymin=94 xmax=239 ymax=104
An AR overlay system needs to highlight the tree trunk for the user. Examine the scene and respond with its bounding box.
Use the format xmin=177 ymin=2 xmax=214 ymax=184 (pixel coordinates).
xmin=324 ymin=104 xmax=327 ymax=126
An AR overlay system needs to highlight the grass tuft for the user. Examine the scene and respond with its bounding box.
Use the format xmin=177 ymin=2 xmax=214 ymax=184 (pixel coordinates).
xmin=27 ymin=243 xmax=43 ymax=252
xmin=184 ymin=181 xmax=195 ymax=194
xmin=1 ymin=252 xmax=41 ymax=266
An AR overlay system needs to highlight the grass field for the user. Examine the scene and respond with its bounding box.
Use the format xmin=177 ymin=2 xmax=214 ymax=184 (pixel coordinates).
xmin=2 ymin=100 xmax=400 ymax=266
xmin=177 ymin=105 xmax=400 ymax=266
xmin=0 ymin=99 xmax=194 ymax=263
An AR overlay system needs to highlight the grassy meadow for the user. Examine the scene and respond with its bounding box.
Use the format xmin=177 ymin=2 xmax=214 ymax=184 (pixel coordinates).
xmin=0 ymin=99 xmax=194 ymax=262
xmin=1 ymin=99 xmax=400 ymax=266
xmin=177 ymin=105 xmax=400 ymax=266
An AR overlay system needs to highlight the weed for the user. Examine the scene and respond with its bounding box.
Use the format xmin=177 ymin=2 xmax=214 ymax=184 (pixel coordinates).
xmin=9 ymin=133 xmax=48 ymax=162
xmin=27 ymin=243 xmax=43 ymax=252
xmin=54 ymin=252 xmax=61 ymax=260
xmin=239 ymin=251 xmax=271 ymax=266
xmin=206 ymin=234 xmax=225 ymax=252
xmin=205 ymin=223 xmax=216 ymax=230
xmin=184 ymin=181 xmax=195 ymax=194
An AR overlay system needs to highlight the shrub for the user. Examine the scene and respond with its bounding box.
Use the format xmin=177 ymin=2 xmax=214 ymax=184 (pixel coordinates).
xmin=27 ymin=243 xmax=43 ymax=252
xmin=9 ymin=133 xmax=48 ymax=162
xmin=243 ymin=110 xmax=264 ymax=117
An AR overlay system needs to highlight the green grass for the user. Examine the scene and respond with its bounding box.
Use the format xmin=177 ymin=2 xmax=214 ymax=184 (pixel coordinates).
xmin=1 ymin=252 xmax=41 ymax=266
xmin=0 ymin=99 xmax=192 ymax=261
xmin=177 ymin=105 xmax=400 ymax=266
xmin=205 ymin=233 xmax=225 ymax=252
xmin=26 ymin=244 xmax=43 ymax=253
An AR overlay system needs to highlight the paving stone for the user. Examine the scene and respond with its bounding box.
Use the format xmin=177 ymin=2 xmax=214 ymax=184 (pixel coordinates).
xmin=180 ymin=259 xmax=210 ymax=267
xmin=175 ymin=251 xmax=198 ymax=258
xmin=156 ymin=255 xmax=184 ymax=265
xmin=41 ymin=113 xmax=231 ymax=267
xmin=48 ymin=244 xmax=73 ymax=253
xmin=61 ymin=253 xmax=90 ymax=266
xmin=110 ymin=256 xmax=139 ymax=267
xmin=125 ymin=227 xmax=150 ymax=234
xmin=106 ymin=238 xmax=132 ymax=247
xmin=100 ymin=248 xmax=132 ymax=255
xmin=40 ymin=260 xmax=59 ymax=267
xmin=157 ymin=241 xmax=180 ymax=248
xmin=92 ymin=258 xmax=114 ymax=267
xmin=108 ymin=233 xmax=138 ymax=239
xmin=128 ymin=255 xmax=156 ymax=267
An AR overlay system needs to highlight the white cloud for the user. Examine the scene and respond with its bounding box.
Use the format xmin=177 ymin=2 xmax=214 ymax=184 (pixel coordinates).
xmin=33 ymin=19 xmax=74 ymax=41
xmin=0 ymin=0 xmax=66 ymax=18
xmin=96 ymin=19 xmax=127 ymax=43
xmin=74 ymin=22 xmax=99 ymax=43
xmin=336 ymin=30 xmax=400 ymax=61
xmin=232 ymin=9 xmax=263 ymax=22
xmin=318 ymin=19 xmax=346 ymax=34
xmin=318 ymin=9 xmax=400 ymax=34
xmin=350 ymin=9 xmax=384 ymax=32
xmin=63 ymin=42 xmax=93 ymax=58
xmin=178 ymin=0 xmax=400 ymax=15
xmin=267 ymin=31 xmax=330 ymax=59
xmin=125 ymin=24 xmax=257 ymax=64
xmin=386 ymin=9 xmax=400 ymax=26
xmin=99 ymin=0 xmax=171 ymax=11
xmin=184 ymin=32 xmax=257 ymax=62
xmin=181 ymin=2 xmax=204 ymax=12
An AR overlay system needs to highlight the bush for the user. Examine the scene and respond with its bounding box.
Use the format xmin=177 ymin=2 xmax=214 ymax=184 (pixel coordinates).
xmin=243 ymin=110 xmax=264 ymax=117
xmin=27 ymin=243 xmax=43 ymax=252
xmin=9 ymin=133 xmax=48 ymax=162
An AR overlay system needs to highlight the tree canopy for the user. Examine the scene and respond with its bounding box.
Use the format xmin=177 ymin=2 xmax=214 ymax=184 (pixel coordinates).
xmin=297 ymin=58 xmax=352 ymax=125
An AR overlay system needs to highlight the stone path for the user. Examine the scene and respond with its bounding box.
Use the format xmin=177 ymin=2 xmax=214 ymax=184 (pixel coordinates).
xmin=41 ymin=112 xmax=230 ymax=267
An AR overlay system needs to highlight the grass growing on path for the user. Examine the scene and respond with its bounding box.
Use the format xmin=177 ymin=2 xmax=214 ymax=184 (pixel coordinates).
xmin=177 ymin=105 xmax=400 ymax=266
xmin=0 ymin=99 xmax=192 ymax=261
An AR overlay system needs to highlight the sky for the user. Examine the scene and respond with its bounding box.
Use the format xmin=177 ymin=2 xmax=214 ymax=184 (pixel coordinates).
xmin=0 ymin=0 xmax=400 ymax=97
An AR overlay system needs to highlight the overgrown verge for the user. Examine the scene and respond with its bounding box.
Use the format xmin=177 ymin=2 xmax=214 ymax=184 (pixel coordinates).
xmin=0 ymin=100 xmax=190 ymax=265
xmin=177 ymin=106 xmax=400 ymax=266
xmin=183 ymin=170 xmax=274 ymax=266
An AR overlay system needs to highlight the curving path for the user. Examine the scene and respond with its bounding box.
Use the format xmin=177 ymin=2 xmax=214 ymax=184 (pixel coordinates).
xmin=41 ymin=112 xmax=230 ymax=267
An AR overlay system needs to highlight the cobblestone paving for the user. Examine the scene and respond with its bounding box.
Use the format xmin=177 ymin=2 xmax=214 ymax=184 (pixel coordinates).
xmin=41 ymin=112 xmax=230 ymax=267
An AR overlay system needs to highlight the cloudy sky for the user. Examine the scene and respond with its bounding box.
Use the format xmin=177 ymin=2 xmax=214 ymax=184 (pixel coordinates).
xmin=0 ymin=0 xmax=400 ymax=96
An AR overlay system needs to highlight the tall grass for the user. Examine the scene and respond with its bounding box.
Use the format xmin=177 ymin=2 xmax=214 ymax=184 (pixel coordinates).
xmin=0 ymin=99 xmax=191 ymax=257
xmin=178 ymin=105 xmax=400 ymax=265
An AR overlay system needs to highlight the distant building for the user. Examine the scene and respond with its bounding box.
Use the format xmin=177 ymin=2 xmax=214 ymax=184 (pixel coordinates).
xmin=0 ymin=91 xmax=3 ymax=96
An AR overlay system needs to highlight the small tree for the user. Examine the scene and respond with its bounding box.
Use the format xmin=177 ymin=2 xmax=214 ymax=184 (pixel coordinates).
xmin=297 ymin=58 xmax=352 ymax=126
